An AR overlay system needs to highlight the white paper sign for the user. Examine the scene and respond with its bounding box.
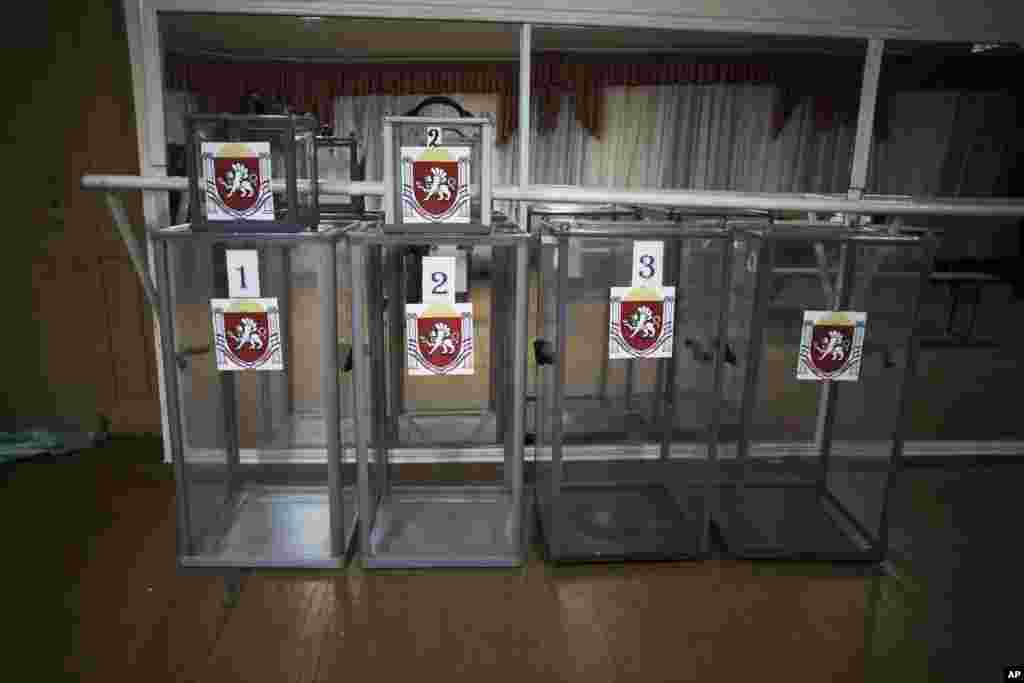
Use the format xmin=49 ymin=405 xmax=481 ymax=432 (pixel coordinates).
xmin=425 ymin=126 xmax=443 ymax=147
xmin=226 ymin=250 xmax=261 ymax=298
xmin=406 ymin=302 xmax=474 ymax=375
xmin=211 ymin=298 xmax=284 ymax=371
xmin=608 ymin=286 xmax=675 ymax=359
xmin=422 ymin=256 xmax=456 ymax=305
xmin=201 ymin=141 xmax=274 ymax=221
xmin=632 ymin=241 xmax=665 ymax=288
xmin=797 ymin=311 xmax=868 ymax=381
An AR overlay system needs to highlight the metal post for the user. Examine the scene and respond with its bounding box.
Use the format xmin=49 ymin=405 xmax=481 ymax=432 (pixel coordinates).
xmin=213 ymin=243 xmax=241 ymax=496
xmin=705 ymin=237 xmax=735 ymax=555
xmin=493 ymin=245 xmax=507 ymax=444
xmin=388 ymin=247 xmax=405 ymax=444
xmin=368 ymin=247 xmax=390 ymax=493
xmin=104 ymin=192 xmax=160 ymax=315
xmin=482 ymin=120 xmax=493 ymax=227
xmin=320 ymin=239 xmax=344 ymax=557
xmin=350 ymin=240 xmax=374 ymax=559
xmin=550 ymin=236 xmax=570 ymax=557
xmin=848 ymin=39 xmax=885 ymax=200
xmin=510 ymin=239 xmax=529 ymax=558
xmin=660 ymin=239 xmax=685 ymax=460
xmin=814 ymin=242 xmax=857 ymax=488
xmin=256 ymin=249 xmax=273 ymax=441
xmin=382 ymin=120 xmax=395 ymax=224
xmin=287 ymin=117 xmax=300 ymax=224
xmin=518 ymin=24 xmax=531 ymax=198
xmin=541 ymin=233 xmax=558 ymax=437
xmin=876 ymin=236 xmax=936 ymax=559
xmin=654 ymin=239 xmax=680 ymax=426
xmin=154 ymin=239 xmax=191 ymax=557
xmin=736 ymin=239 xmax=774 ymax=476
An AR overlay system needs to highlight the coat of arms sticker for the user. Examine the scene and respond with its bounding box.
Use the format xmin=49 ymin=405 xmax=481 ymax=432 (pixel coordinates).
xmin=211 ymin=298 xmax=284 ymax=371
xmin=400 ymin=146 xmax=471 ymax=223
xmin=797 ymin=310 xmax=867 ymax=381
xmin=202 ymin=141 xmax=274 ymax=221
xmin=405 ymin=302 xmax=474 ymax=375
xmin=608 ymin=286 xmax=676 ymax=360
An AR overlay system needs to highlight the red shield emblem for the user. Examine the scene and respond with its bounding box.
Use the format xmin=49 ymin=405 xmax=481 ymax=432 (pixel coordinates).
xmin=413 ymin=161 xmax=459 ymax=218
xmin=417 ymin=316 xmax=462 ymax=369
xmin=214 ymin=157 xmax=261 ymax=212
xmin=222 ymin=311 xmax=271 ymax=365
xmin=619 ymin=300 xmax=664 ymax=352
xmin=808 ymin=323 xmax=854 ymax=374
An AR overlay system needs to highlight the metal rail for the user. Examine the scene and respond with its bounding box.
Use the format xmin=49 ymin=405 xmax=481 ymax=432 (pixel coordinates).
xmin=82 ymin=174 xmax=1024 ymax=217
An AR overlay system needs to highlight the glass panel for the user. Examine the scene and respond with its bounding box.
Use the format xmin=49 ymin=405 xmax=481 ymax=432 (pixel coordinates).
xmin=536 ymin=222 xmax=732 ymax=561
xmin=169 ymin=235 xmax=342 ymax=566
xmin=719 ymin=230 xmax=930 ymax=558
xmin=394 ymin=243 xmax=503 ymax=447
xmin=826 ymin=241 xmax=929 ymax=546
xmin=187 ymin=115 xmax=318 ymax=230
xmin=353 ymin=235 xmax=524 ymax=567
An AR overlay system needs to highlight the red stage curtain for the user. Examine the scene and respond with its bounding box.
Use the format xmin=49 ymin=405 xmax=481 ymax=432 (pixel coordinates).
xmin=166 ymin=54 xmax=863 ymax=144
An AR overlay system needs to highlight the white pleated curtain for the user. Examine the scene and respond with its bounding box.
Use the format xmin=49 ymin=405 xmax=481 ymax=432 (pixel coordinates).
xmin=331 ymin=85 xmax=1015 ymax=210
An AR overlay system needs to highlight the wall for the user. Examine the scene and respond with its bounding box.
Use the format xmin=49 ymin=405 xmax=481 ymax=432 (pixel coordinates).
xmin=0 ymin=0 xmax=160 ymax=434
xmin=178 ymin=0 xmax=1024 ymax=43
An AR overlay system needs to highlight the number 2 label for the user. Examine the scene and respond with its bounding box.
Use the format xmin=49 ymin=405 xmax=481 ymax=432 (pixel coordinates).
xmin=426 ymin=126 xmax=442 ymax=147
xmin=431 ymin=271 xmax=449 ymax=295
xmin=422 ymin=256 xmax=455 ymax=305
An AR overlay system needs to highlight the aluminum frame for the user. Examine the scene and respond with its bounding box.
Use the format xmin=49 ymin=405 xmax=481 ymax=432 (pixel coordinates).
xmin=151 ymin=222 xmax=353 ymax=569
xmin=718 ymin=222 xmax=938 ymax=561
xmin=536 ymin=219 xmax=742 ymax=563
xmin=347 ymin=222 xmax=532 ymax=568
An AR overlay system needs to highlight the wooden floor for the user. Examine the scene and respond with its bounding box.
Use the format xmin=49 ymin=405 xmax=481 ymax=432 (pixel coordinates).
xmin=11 ymin=440 xmax=1022 ymax=682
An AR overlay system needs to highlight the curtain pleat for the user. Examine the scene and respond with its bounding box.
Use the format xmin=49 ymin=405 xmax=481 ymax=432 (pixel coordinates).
xmin=322 ymin=84 xmax=1016 ymax=212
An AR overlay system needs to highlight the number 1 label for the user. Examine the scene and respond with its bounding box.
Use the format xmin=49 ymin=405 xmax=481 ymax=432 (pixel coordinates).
xmin=632 ymin=241 xmax=664 ymax=288
xmin=226 ymin=249 xmax=261 ymax=298
xmin=422 ymin=256 xmax=456 ymax=305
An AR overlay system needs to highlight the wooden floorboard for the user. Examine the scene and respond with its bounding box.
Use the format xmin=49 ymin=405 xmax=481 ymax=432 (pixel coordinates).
xmin=4 ymin=454 xmax=885 ymax=683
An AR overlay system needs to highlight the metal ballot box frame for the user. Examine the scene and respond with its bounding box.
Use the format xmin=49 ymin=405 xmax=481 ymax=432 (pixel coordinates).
xmin=535 ymin=219 xmax=746 ymax=563
xmin=185 ymin=113 xmax=320 ymax=232
xmin=718 ymin=223 xmax=937 ymax=561
xmin=347 ymin=220 xmax=531 ymax=569
xmin=524 ymin=204 xmax=643 ymax=434
xmin=635 ymin=205 xmax=775 ymax=224
xmin=316 ymin=135 xmax=366 ymax=221
xmin=380 ymin=114 xmax=515 ymax=446
xmin=152 ymin=222 xmax=354 ymax=569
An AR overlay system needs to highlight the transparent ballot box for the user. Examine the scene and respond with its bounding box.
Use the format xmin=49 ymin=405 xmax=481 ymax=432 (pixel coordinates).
xmin=347 ymin=222 xmax=531 ymax=568
xmin=718 ymin=224 xmax=936 ymax=560
xmin=186 ymin=113 xmax=319 ymax=232
xmin=383 ymin=115 xmax=495 ymax=230
xmin=152 ymin=223 xmax=354 ymax=568
xmin=534 ymin=219 xmax=745 ymax=563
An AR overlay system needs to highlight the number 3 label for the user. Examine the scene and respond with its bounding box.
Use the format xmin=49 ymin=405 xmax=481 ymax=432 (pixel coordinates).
xmin=422 ymin=256 xmax=455 ymax=305
xmin=632 ymin=241 xmax=664 ymax=288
